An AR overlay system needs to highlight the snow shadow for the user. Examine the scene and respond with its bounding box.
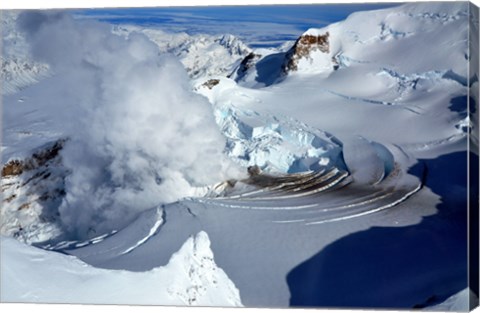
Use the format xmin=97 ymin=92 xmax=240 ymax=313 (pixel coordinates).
xmin=449 ymin=96 xmax=468 ymax=114
xmin=286 ymin=151 xmax=475 ymax=309
xmin=254 ymin=52 xmax=286 ymax=86
xmin=448 ymin=95 xmax=477 ymax=117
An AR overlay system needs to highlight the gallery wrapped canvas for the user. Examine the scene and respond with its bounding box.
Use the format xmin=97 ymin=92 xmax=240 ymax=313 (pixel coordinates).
xmin=1 ymin=0 xmax=479 ymax=311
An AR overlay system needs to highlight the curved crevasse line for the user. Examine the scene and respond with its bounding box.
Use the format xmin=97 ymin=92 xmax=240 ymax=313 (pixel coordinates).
xmin=241 ymin=172 xmax=349 ymax=200
xmin=43 ymin=206 xmax=165 ymax=253
xmin=305 ymin=182 xmax=422 ymax=225
xmin=198 ymin=190 xmax=395 ymax=212
xmin=216 ymin=168 xmax=350 ymax=202
xmin=120 ymin=207 xmax=165 ymax=255
xmin=216 ymin=170 xmax=326 ymax=199
xmin=193 ymin=166 xmax=422 ymax=226
xmin=191 ymin=135 xmax=423 ymax=226
xmin=398 ymin=133 xmax=466 ymax=151
xmin=368 ymin=141 xmax=396 ymax=184
xmin=323 ymin=88 xmax=395 ymax=105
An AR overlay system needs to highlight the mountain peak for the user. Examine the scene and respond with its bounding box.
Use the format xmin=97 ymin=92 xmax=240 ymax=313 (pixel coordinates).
xmin=283 ymin=30 xmax=332 ymax=73
xmin=215 ymin=34 xmax=251 ymax=56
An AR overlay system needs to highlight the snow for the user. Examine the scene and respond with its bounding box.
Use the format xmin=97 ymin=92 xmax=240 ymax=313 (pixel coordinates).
xmin=1 ymin=1 xmax=477 ymax=310
xmin=427 ymin=288 xmax=478 ymax=311
xmin=0 ymin=231 xmax=242 ymax=306
xmin=0 ymin=140 xmax=67 ymax=244
xmin=198 ymin=86 xmax=345 ymax=173
xmin=120 ymin=207 xmax=164 ymax=255
xmin=114 ymin=25 xmax=251 ymax=79
xmin=1 ymin=57 xmax=50 ymax=95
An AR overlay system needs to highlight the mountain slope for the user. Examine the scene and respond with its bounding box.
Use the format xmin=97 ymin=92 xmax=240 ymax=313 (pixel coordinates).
xmin=1 ymin=231 xmax=242 ymax=306
xmin=1 ymin=2 xmax=476 ymax=310
xmin=114 ymin=25 xmax=252 ymax=79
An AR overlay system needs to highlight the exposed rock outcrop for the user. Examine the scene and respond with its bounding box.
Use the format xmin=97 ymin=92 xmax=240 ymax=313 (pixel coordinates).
xmin=283 ymin=32 xmax=330 ymax=73
xmin=201 ymin=79 xmax=220 ymax=90
xmin=2 ymin=139 xmax=65 ymax=177
xmin=228 ymin=52 xmax=262 ymax=80
xmin=1 ymin=139 xmax=68 ymax=244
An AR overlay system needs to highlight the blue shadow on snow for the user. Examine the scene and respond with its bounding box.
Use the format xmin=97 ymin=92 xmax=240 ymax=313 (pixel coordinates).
xmin=287 ymin=151 xmax=477 ymax=309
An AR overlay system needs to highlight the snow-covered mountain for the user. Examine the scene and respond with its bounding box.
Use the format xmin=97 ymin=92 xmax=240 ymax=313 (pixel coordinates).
xmin=231 ymin=2 xmax=471 ymax=87
xmin=114 ymin=25 xmax=252 ymax=79
xmin=1 ymin=57 xmax=50 ymax=95
xmin=1 ymin=2 xmax=478 ymax=310
xmin=1 ymin=15 xmax=251 ymax=96
xmin=1 ymin=11 xmax=51 ymax=94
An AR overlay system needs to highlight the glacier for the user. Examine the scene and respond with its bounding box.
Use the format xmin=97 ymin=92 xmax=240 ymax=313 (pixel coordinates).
xmin=1 ymin=1 xmax=478 ymax=310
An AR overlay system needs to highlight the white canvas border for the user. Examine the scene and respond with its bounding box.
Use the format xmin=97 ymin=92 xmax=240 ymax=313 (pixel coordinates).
xmin=0 ymin=1 xmax=478 ymax=313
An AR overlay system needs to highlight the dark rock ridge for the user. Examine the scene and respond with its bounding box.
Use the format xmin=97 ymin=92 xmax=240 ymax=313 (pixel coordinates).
xmin=201 ymin=79 xmax=220 ymax=90
xmin=228 ymin=31 xmax=332 ymax=84
xmin=2 ymin=139 xmax=65 ymax=177
xmin=1 ymin=139 xmax=68 ymax=242
xmin=228 ymin=52 xmax=262 ymax=80
xmin=283 ymin=32 xmax=330 ymax=73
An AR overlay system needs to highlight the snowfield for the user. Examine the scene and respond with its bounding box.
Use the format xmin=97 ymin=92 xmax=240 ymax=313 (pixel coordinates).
xmin=1 ymin=232 xmax=242 ymax=306
xmin=1 ymin=2 xmax=478 ymax=311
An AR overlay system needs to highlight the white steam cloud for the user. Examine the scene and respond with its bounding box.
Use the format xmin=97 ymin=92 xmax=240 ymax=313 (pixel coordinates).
xmin=17 ymin=11 xmax=242 ymax=239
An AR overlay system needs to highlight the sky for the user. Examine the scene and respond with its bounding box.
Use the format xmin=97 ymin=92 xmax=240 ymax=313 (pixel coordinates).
xmin=74 ymin=3 xmax=401 ymax=47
